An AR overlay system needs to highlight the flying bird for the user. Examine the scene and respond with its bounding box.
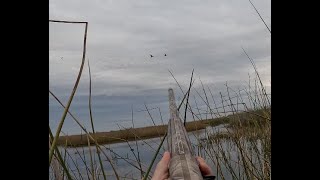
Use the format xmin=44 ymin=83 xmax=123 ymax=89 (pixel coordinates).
xmin=164 ymin=54 xmax=167 ymax=56
xmin=150 ymin=54 xmax=154 ymax=58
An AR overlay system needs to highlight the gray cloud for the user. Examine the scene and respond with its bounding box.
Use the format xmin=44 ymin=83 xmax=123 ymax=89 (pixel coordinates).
xmin=49 ymin=0 xmax=270 ymax=134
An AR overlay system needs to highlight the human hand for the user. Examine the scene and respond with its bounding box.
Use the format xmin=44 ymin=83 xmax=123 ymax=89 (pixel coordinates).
xmin=151 ymin=153 xmax=214 ymax=180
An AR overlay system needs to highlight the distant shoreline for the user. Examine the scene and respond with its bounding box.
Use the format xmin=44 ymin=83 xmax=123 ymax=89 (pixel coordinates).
xmin=57 ymin=119 xmax=212 ymax=147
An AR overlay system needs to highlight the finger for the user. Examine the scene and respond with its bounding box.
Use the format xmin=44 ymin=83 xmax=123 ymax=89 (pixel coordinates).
xmin=160 ymin=151 xmax=170 ymax=165
xmin=151 ymin=152 xmax=171 ymax=180
xmin=157 ymin=152 xmax=170 ymax=171
xmin=196 ymin=156 xmax=213 ymax=176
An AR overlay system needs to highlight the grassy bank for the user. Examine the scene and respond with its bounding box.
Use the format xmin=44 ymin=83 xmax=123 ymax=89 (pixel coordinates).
xmin=58 ymin=119 xmax=212 ymax=147
xmin=58 ymin=108 xmax=268 ymax=147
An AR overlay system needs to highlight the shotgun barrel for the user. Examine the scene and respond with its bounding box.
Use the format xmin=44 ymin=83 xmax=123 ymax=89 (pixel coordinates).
xmin=167 ymin=88 xmax=203 ymax=180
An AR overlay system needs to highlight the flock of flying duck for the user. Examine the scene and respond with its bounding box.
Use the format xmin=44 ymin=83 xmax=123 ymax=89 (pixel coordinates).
xmin=60 ymin=53 xmax=167 ymax=61
xmin=150 ymin=53 xmax=167 ymax=58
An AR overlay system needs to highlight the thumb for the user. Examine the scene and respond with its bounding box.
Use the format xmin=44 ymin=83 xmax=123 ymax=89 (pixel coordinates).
xmin=152 ymin=151 xmax=171 ymax=180
xmin=157 ymin=151 xmax=170 ymax=170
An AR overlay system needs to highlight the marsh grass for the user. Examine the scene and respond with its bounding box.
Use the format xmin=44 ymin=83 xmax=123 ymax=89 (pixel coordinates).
xmin=50 ymin=59 xmax=270 ymax=179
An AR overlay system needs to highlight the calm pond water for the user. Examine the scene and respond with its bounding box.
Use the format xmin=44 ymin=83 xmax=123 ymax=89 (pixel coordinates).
xmin=50 ymin=124 xmax=264 ymax=180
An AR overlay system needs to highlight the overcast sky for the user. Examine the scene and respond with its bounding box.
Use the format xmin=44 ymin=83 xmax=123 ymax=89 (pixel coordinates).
xmin=49 ymin=0 xmax=271 ymax=135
